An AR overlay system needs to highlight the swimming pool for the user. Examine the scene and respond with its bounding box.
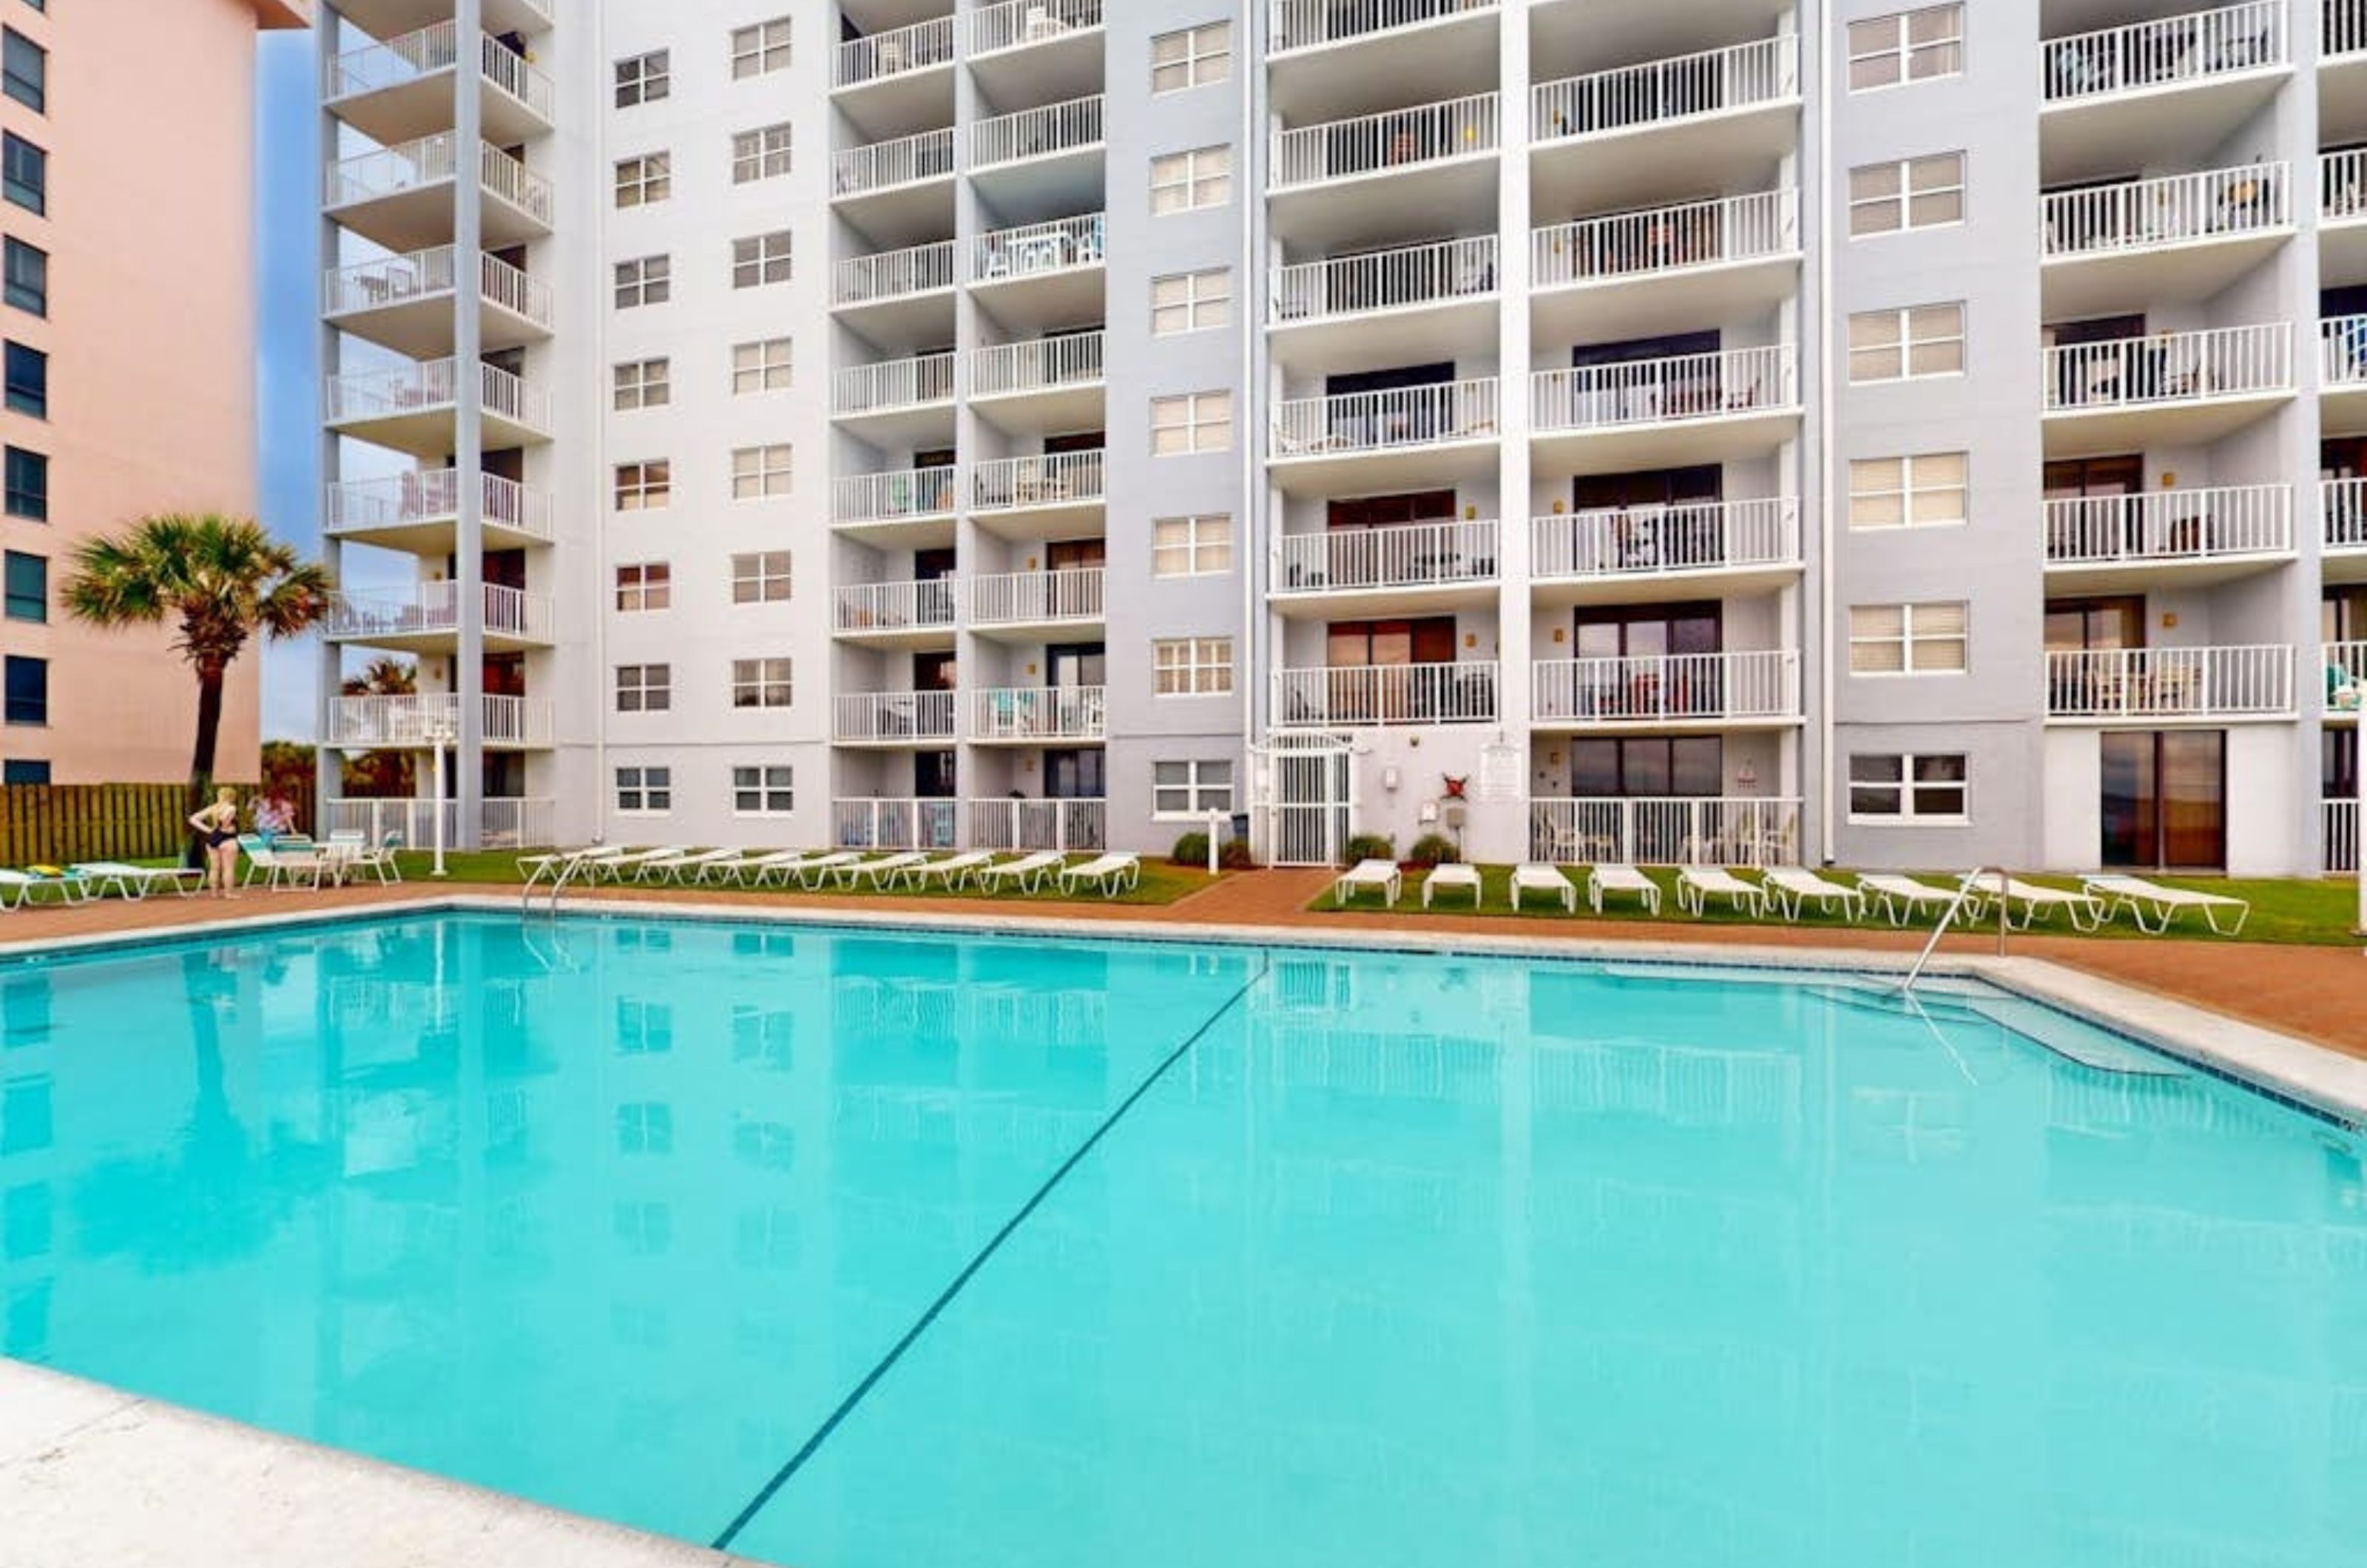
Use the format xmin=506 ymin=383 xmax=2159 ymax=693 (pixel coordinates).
xmin=3 ymin=911 xmax=2364 ymax=1566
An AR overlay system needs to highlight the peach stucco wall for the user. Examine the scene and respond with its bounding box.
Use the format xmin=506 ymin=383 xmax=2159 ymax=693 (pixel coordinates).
xmin=0 ymin=0 xmax=293 ymax=785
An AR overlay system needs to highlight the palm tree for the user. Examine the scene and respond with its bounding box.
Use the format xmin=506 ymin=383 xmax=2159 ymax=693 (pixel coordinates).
xmin=339 ymin=655 xmax=419 ymax=800
xmin=340 ymin=655 xmax=416 ymax=700
xmin=61 ymin=514 xmax=332 ymax=811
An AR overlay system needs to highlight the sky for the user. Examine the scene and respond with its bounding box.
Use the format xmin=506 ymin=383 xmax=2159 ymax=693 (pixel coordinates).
xmin=257 ymin=30 xmax=324 ymax=740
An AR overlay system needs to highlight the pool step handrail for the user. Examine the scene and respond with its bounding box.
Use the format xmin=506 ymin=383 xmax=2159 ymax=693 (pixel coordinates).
xmin=521 ymin=847 xmax=595 ymax=916
xmin=1900 ymin=868 xmax=2009 ymax=994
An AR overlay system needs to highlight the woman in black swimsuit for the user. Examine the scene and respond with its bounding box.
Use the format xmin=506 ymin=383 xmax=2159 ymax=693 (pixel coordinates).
xmin=187 ymin=786 xmax=243 ymax=899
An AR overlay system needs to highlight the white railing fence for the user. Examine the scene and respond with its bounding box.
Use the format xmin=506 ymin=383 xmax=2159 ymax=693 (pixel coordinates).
xmin=325 ymin=132 xmax=456 ymax=208
xmin=834 ymin=241 xmax=958 ymax=307
xmin=1274 ymin=518 xmax=1499 ymax=593
xmin=1533 ymin=36 xmax=1799 ymax=141
xmin=328 ymin=694 xmax=550 ymax=749
xmin=479 ymin=251 xmax=552 ymax=327
xmin=325 ymin=470 xmax=553 ymax=542
xmin=1529 ymin=797 xmax=1803 ymax=868
xmin=2044 ymin=645 xmax=2295 ymax=717
xmin=970 ymin=567 xmax=1106 ymax=625
xmin=832 ymin=352 xmax=957 ymax=415
xmin=2042 ymin=1 xmax=2285 ymax=104
xmin=1533 ymin=189 xmax=1799 ymax=288
xmin=1533 ymin=651 xmax=1801 ymax=723
xmin=834 ymin=15 xmax=956 ymax=88
xmin=2334 ymin=0 xmax=2367 ymax=59
xmin=325 ymin=246 xmax=454 ymax=316
xmin=832 ymin=128 xmax=956 ymax=197
xmin=971 ymin=95 xmax=1105 ymax=169
xmin=326 ymin=20 xmax=455 ymax=99
xmin=481 ymin=141 xmax=552 ymax=223
xmin=971 ymin=450 xmax=1105 ymax=510
xmin=833 ymin=578 xmax=959 ymax=633
xmin=324 ymin=797 xmax=553 ymax=850
xmin=1272 ymin=662 xmax=1499 ymax=726
xmin=970 ymin=0 xmax=1104 ymax=55
xmin=2326 ymin=314 xmax=2367 ymax=388
xmin=970 ymin=331 xmax=1106 ymax=396
xmin=1272 ymin=376 xmax=1499 ymax=456
xmin=971 ymin=213 xmax=1107 ymax=283
xmin=2042 ymin=163 xmax=2289 ymax=257
xmin=968 ymin=798 xmax=1107 ymax=854
xmin=2326 ymin=147 xmax=2367 ymax=224
xmin=1272 ymin=235 xmax=1497 ymax=324
xmin=479 ymin=34 xmax=555 ymax=120
xmin=2326 ymin=799 xmax=2359 ymax=875
xmin=1533 ymin=345 xmax=1797 ymax=430
xmin=832 ymin=797 xmax=963 ymax=851
xmin=1271 ymin=92 xmax=1500 ymax=188
xmin=2042 ymin=484 xmax=2292 ymax=564
xmin=2044 ymin=323 xmax=2291 ymax=410
xmin=326 ymin=582 xmax=550 ymax=643
xmin=834 ymin=691 xmax=960 ymax=742
xmin=972 ymin=686 xmax=1107 ymax=741
xmin=2326 ymin=476 xmax=2367 ymax=552
xmin=1530 ymin=499 xmax=1800 ymax=580
xmin=1269 ymin=0 xmax=1497 ymax=53
xmin=834 ymin=466 xmax=959 ymax=524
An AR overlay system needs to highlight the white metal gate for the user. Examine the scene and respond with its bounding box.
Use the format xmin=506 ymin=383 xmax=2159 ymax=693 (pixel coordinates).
xmin=1257 ymin=731 xmax=1355 ymax=866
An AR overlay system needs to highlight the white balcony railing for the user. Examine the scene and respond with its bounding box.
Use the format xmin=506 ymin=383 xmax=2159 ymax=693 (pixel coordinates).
xmin=2326 ymin=314 xmax=2367 ymax=388
xmin=1533 ymin=345 xmax=1797 ymax=432
xmin=1530 ymin=499 xmax=1800 ymax=581
xmin=1272 ymin=236 xmax=1497 ymax=325
xmin=2329 ymin=638 xmax=2367 ymax=687
xmin=325 ymin=18 xmax=455 ymax=99
xmin=1272 ymin=376 xmax=1499 ymax=458
xmin=327 ymin=134 xmax=550 ymax=217
xmin=2326 ymin=477 xmax=2367 ymax=552
xmin=832 ymin=128 xmax=956 ymax=197
xmin=325 ymin=246 xmax=454 ymax=316
xmin=832 ymin=797 xmax=963 ymax=851
xmin=1272 ymin=91 xmax=1500 ymax=189
xmin=834 ymin=691 xmax=959 ymax=743
xmin=479 ymin=33 xmax=556 ymax=120
xmin=328 ymin=693 xmax=551 ymax=749
xmin=479 ymin=251 xmax=552 ymax=326
xmin=2043 ymin=163 xmax=2290 ymax=258
xmin=1274 ymin=519 xmax=1498 ymax=595
xmin=970 ymin=568 xmax=1106 ymax=626
xmin=2042 ymin=1 xmax=2285 ymax=105
xmin=2326 ymin=798 xmax=2358 ymax=875
xmin=324 ymin=797 xmax=553 ymax=851
xmin=2334 ymin=0 xmax=2367 ymax=61
xmin=325 ymin=470 xmax=553 ymax=543
xmin=1533 ymin=36 xmax=1799 ymax=143
xmin=1533 ymin=190 xmax=1799 ymax=289
xmin=970 ymin=0 xmax=1103 ymax=55
xmin=971 ymin=95 xmax=1104 ymax=170
xmin=973 ymin=686 xmax=1107 ymax=741
xmin=971 ymin=450 xmax=1105 ymax=510
xmin=1270 ymin=0 xmax=1497 ymax=53
xmin=1529 ymin=797 xmax=1803 ymax=868
xmin=2045 ymin=645 xmax=2295 ymax=718
xmin=834 ymin=15 xmax=956 ymax=89
xmin=2043 ymin=484 xmax=2292 ymax=564
xmin=833 ymin=466 xmax=959 ymax=526
xmin=1534 ymin=651 xmax=1801 ymax=725
xmin=968 ymin=798 xmax=1107 ymax=854
xmin=479 ymin=140 xmax=551 ymax=223
xmin=2326 ymin=149 xmax=2367 ymax=224
xmin=323 ymin=358 xmax=550 ymax=434
xmin=833 ymin=579 xmax=959 ymax=635
xmin=326 ymin=581 xmax=552 ymax=645
xmin=833 ymin=240 xmax=958 ymax=308
xmin=972 ymin=213 xmax=1107 ymax=282
xmin=2043 ymin=323 xmax=2292 ymax=411
xmin=831 ymin=352 xmax=957 ymax=416
xmin=1272 ymin=662 xmax=1499 ymax=726
xmin=970 ymin=332 xmax=1104 ymax=397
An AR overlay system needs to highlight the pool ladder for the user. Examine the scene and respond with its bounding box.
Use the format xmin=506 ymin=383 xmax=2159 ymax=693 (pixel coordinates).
xmin=1899 ymin=868 xmax=2010 ymax=995
xmin=521 ymin=851 xmax=592 ymax=916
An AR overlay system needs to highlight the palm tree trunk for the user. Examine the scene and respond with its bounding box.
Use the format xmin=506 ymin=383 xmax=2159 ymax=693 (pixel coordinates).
xmin=186 ymin=668 xmax=225 ymax=868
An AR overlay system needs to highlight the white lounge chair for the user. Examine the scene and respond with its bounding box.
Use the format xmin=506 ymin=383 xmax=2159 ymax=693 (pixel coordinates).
xmin=741 ymin=851 xmax=820 ymax=887
xmin=599 ymin=846 xmax=690 ymax=883
xmin=1421 ymin=862 xmax=1483 ymax=908
xmin=519 ymin=845 xmax=627 ymax=885
xmin=979 ymin=852 xmax=1064 ymax=893
xmin=1856 ymin=872 xmax=1985 ymax=927
xmin=786 ymin=851 xmax=864 ymax=889
xmin=1761 ymin=867 xmax=1865 ymax=922
xmin=68 ymin=862 xmax=205 ymax=900
xmin=1334 ymin=859 xmax=1402 ymax=906
xmin=2001 ymin=877 xmax=2107 ymax=932
xmin=899 ymin=851 xmax=996 ymax=890
xmin=1060 ymin=853 xmax=1142 ymax=898
xmin=841 ymin=852 xmax=929 ymax=889
xmin=0 ymin=868 xmax=88 ymax=908
xmin=242 ymin=837 xmax=331 ymax=891
xmin=1677 ymin=865 xmax=1766 ymax=918
xmin=692 ymin=849 xmax=774 ymax=885
xmin=635 ymin=848 xmax=730 ymax=884
xmin=1587 ymin=864 xmax=1661 ymax=916
xmin=2081 ymin=873 xmax=2250 ymax=935
xmin=1510 ymin=863 xmax=1576 ymax=912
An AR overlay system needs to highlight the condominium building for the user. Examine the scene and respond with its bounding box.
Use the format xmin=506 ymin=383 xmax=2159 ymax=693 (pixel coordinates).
xmin=315 ymin=0 xmax=2367 ymax=877
xmin=0 ymin=0 xmax=310 ymax=787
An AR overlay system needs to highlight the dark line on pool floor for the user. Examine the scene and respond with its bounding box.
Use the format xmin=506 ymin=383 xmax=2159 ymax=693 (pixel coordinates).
xmin=708 ymin=956 xmax=1272 ymax=1552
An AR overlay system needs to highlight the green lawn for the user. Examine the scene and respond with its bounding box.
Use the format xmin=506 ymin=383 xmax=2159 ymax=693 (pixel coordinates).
xmin=382 ymin=849 xmax=1218 ymax=908
xmin=1313 ymin=865 xmax=2363 ymax=947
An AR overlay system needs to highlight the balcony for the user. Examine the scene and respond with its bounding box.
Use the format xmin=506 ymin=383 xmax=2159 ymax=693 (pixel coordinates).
xmin=831 ymin=797 xmax=962 ymax=851
xmin=831 ymin=240 xmax=957 ymax=341
xmin=1531 ymin=37 xmax=1800 ymax=212
xmin=970 ymin=214 xmax=1106 ymax=331
xmin=2326 ymin=478 xmax=2367 ymax=580
xmin=325 ymin=470 xmax=553 ymax=553
xmin=1269 ymin=237 xmax=1497 ymax=371
xmin=323 ymin=795 xmax=553 ymax=851
xmin=831 ymin=129 xmax=956 ymax=242
xmin=1528 ymin=796 xmax=1803 ymax=868
xmin=1533 ymin=651 xmax=1802 ymax=730
xmin=2041 ymin=483 xmax=2293 ymax=591
xmin=1530 ymin=499 xmax=1801 ymax=604
xmin=969 ymin=451 xmax=1106 ymax=538
xmin=330 ymin=0 xmax=550 ymax=45
xmin=970 ymin=95 xmax=1104 ymax=211
xmin=834 ymin=691 xmax=961 ymax=746
xmin=830 ymin=351 xmax=957 ymax=443
xmin=2039 ymin=3 xmax=2287 ymax=182
xmin=328 ymin=692 xmax=552 ymax=751
xmin=324 ymin=357 xmax=551 ymax=456
xmin=324 ymin=135 xmax=551 ymax=252
xmin=969 ymin=332 xmax=1105 ymax=433
xmin=833 ymin=15 xmax=956 ymax=95
xmin=1269 ymin=376 xmax=1500 ymax=493
xmin=2323 ymin=315 xmax=2367 ymax=433
xmin=2325 ymin=151 xmax=2367 ymax=288
xmin=970 ymin=568 xmax=1106 ymax=637
xmin=969 ymin=0 xmax=1105 ymax=106
xmin=2329 ymin=641 xmax=2367 ymax=722
xmin=2041 ymin=164 xmax=2291 ymax=318
xmin=1532 ymin=345 xmax=1799 ymax=473
xmin=968 ymin=797 xmax=1107 ymax=854
xmin=1271 ymin=518 xmax=1499 ymax=616
xmin=1269 ymin=92 xmax=1500 ymax=250
xmin=832 ymin=466 xmax=959 ymax=550
xmin=324 ymin=247 xmax=552 ymax=359
xmin=324 ymin=581 xmax=553 ymax=653
xmin=1267 ymin=0 xmax=1499 ymax=121
xmin=1273 ymin=662 xmax=1499 ymax=727
xmin=1531 ymin=189 xmax=1800 ymax=343
xmin=2045 ymin=645 xmax=2295 ymax=722
xmin=972 ymin=686 xmax=1107 ymax=744
xmin=2040 ymin=323 xmax=2292 ymax=457
xmin=832 ymin=579 xmax=959 ymax=648
xmin=324 ymin=24 xmax=555 ymax=147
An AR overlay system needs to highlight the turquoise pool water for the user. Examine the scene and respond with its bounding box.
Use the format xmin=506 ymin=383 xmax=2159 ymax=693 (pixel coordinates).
xmin=3 ymin=913 xmax=2365 ymax=1565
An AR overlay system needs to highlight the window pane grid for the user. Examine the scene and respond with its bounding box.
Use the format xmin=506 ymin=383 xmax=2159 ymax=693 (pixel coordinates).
xmin=731 ymin=657 xmax=794 ymax=708
xmin=614 ymin=460 xmax=671 ymax=510
xmin=1153 ymin=637 xmax=1234 ymax=695
xmin=732 ymin=337 xmax=793 ymax=393
xmin=731 ymin=445 xmax=794 ymax=499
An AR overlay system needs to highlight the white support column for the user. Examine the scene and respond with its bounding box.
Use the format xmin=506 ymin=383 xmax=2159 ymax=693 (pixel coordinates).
xmin=1493 ymin=3 xmax=1536 ymax=864
xmin=452 ymin=0 xmax=488 ymax=849
xmin=314 ymin=7 xmax=348 ymax=827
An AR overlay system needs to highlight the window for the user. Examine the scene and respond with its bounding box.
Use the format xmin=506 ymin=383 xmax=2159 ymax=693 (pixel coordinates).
xmin=732 ymin=230 xmax=792 ymax=288
xmin=732 ymin=337 xmax=792 ymax=393
xmin=1848 ymin=303 xmax=1964 ymax=382
xmin=731 ymin=17 xmax=792 ymax=78
xmin=1150 ymin=145 xmax=1231 ymax=214
xmin=4 ymin=446 xmax=41 ymax=520
xmin=615 ymin=562 xmax=671 ymax=612
xmin=615 ymin=1101 xmax=673 ymax=1156
xmin=1152 ymin=22 xmax=1231 ymax=92
xmin=2 ymin=654 xmax=44 ymax=725
xmin=2 ymin=133 xmax=42 ymax=215
xmin=615 ymin=50 xmax=669 ymax=107
xmin=616 ymin=766 xmax=672 ymax=812
xmin=1849 ymin=753 xmax=1970 ymax=822
xmin=730 ymin=550 xmax=792 ymax=603
xmin=732 ymin=123 xmax=793 ymax=184
xmin=1152 ymin=268 xmax=1232 ymax=336
xmin=614 ymin=460 xmax=671 ymax=510
xmin=1151 ymin=391 xmax=1232 ymax=454
xmin=4 ymin=238 xmax=41 ymax=318
xmin=1849 ymin=601 xmax=1970 ymax=675
xmin=615 ymin=664 xmax=672 ymax=712
xmin=4 ymin=341 xmax=43 ymax=417
xmin=1848 ymin=152 xmax=1965 ymax=236
xmin=2 ymin=30 xmax=42 ymax=112
xmin=612 ymin=357 xmax=669 ymax=411
xmin=1152 ymin=513 xmax=1232 ymax=576
xmin=615 ymin=152 xmax=670 ymax=208
xmin=731 ymin=444 xmax=793 ymax=499
xmin=2 ymin=550 xmax=41 ymax=621
xmin=1848 ymin=451 xmax=1968 ymax=529
xmin=615 ymin=255 xmax=671 ymax=309
xmin=730 ymin=657 xmax=793 ymax=709
xmin=1153 ymin=759 xmax=1234 ymax=817
xmin=732 ymin=766 xmax=794 ymax=815
xmin=1 ymin=758 xmax=44 ymax=785
xmin=1153 ymin=636 xmax=1234 ymax=695
xmin=1848 ymin=4 xmax=1963 ymax=92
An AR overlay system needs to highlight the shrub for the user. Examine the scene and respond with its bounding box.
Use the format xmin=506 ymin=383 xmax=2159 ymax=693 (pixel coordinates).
xmin=1169 ymin=831 xmax=1211 ymax=866
xmin=1406 ymin=833 xmax=1461 ymax=868
xmin=1343 ymin=832 xmax=1397 ymax=865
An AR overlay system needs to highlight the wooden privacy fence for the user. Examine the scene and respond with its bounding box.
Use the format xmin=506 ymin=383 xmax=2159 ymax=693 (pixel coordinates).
xmin=0 ymin=784 xmax=246 ymax=866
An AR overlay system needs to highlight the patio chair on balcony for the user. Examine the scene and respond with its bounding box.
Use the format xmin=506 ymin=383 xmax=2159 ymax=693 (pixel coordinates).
xmin=1272 ymin=425 xmax=1351 ymax=458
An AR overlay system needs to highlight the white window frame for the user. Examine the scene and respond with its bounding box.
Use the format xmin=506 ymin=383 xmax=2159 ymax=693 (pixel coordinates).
xmin=1152 ymin=513 xmax=1233 ymax=577
xmin=1847 ymin=4 xmax=1964 ymax=93
xmin=732 ymin=764 xmax=795 ymax=817
xmin=615 ymin=663 xmax=672 ymax=713
xmin=1151 ymin=391 xmax=1233 ymax=455
xmin=1152 ymin=758 xmax=1235 ymax=818
xmin=732 ymin=229 xmax=793 ymax=289
xmin=612 ymin=356 xmax=670 ymax=411
xmin=614 ymin=152 xmax=670 ymax=208
xmin=615 ymin=49 xmax=669 ymax=108
xmin=1848 ymin=302 xmax=1965 ymax=384
xmin=1848 ymin=451 xmax=1968 ymax=530
xmin=732 ymin=337 xmax=793 ymax=394
xmin=1152 ymin=267 xmax=1232 ymax=337
xmin=614 ymin=561 xmax=671 ymax=613
xmin=732 ymin=122 xmax=793 ymax=184
xmin=1150 ymin=145 xmax=1231 ymax=215
xmin=1847 ymin=752 xmax=1971 ymax=825
xmin=1848 ymin=152 xmax=1965 ymax=237
xmin=730 ymin=656 xmax=794 ymax=709
xmin=1848 ymin=601 xmax=1970 ymax=676
xmin=731 ymin=17 xmax=791 ymax=79
xmin=615 ymin=765 xmax=672 ymax=814
xmin=614 ymin=254 xmax=670 ymax=310
xmin=730 ymin=550 xmax=793 ymax=604
xmin=731 ymin=444 xmax=794 ymax=500
xmin=1151 ymin=22 xmax=1231 ymax=94
xmin=613 ymin=459 xmax=671 ymax=511
xmin=1153 ymin=636 xmax=1235 ymax=697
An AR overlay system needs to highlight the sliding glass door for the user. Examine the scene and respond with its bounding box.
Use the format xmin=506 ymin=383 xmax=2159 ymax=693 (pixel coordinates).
xmin=2100 ymin=730 xmax=2225 ymax=869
